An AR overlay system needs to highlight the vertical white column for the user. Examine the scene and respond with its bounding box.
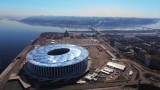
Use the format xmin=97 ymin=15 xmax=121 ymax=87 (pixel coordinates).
xmin=50 ymin=67 xmax=53 ymax=77
xmin=69 ymin=65 xmax=71 ymax=75
xmin=40 ymin=67 xmax=42 ymax=76
xmin=37 ymin=66 xmax=39 ymax=75
xmin=67 ymin=66 xmax=69 ymax=75
xmin=77 ymin=63 xmax=79 ymax=71
xmin=32 ymin=64 xmax=34 ymax=72
xmin=58 ymin=67 xmax=60 ymax=76
xmin=53 ymin=67 xmax=54 ymax=77
xmin=74 ymin=64 xmax=76 ymax=72
xmin=41 ymin=67 xmax=43 ymax=77
xmin=47 ymin=67 xmax=50 ymax=78
xmin=64 ymin=66 xmax=66 ymax=76
xmin=33 ymin=64 xmax=35 ymax=73
xmin=56 ymin=67 xmax=58 ymax=76
xmin=35 ymin=65 xmax=37 ymax=74
xmin=60 ymin=67 xmax=61 ymax=77
xmin=73 ymin=65 xmax=74 ymax=72
xmin=30 ymin=63 xmax=32 ymax=71
xmin=75 ymin=64 xmax=77 ymax=72
xmin=43 ymin=67 xmax=46 ymax=77
xmin=53 ymin=67 xmax=55 ymax=77
xmin=80 ymin=62 xmax=81 ymax=70
xmin=44 ymin=67 xmax=45 ymax=77
xmin=43 ymin=67 xmax=45 ymax=78
xmin=45 ymin=67 xmax=47 ymax=78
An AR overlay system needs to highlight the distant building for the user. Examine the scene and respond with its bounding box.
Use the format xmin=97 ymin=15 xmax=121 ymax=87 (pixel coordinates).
xmin=64 ymin=30 xmax=69 ymax=37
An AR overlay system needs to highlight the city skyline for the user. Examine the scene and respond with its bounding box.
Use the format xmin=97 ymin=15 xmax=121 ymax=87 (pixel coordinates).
xmin=0 ymin=0 xmax=160 ymax=18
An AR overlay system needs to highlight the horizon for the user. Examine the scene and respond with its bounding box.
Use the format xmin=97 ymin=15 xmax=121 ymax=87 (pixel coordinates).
xmin=0 ymin=0 xmax=160 ymax=18
xmin=1 ymin=15 xmax=160 ymax=19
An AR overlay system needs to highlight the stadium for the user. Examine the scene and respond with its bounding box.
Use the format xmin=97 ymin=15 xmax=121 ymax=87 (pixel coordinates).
xmin=24 ymin=44 xmax=89 ymax=82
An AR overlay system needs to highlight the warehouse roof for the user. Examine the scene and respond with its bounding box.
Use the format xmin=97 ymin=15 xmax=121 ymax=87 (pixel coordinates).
xmin=107 ymin=62 xmax=126 ymax=71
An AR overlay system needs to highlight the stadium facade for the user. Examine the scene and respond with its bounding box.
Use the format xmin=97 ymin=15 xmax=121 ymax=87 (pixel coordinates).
xmin=24 ymin=44 xmax=89 ymax=81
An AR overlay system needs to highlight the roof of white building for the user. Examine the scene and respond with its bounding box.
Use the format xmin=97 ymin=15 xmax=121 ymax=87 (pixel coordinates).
xmin=107 ymin=62 xmax=126 ymax=71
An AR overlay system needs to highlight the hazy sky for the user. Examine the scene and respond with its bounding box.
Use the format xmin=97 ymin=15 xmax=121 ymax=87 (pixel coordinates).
xmin=0 ymin=0 xmax=160 ymax=18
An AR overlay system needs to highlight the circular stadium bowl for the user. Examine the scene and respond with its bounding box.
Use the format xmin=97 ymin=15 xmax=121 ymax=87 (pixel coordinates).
xmin=24 ymin=44 xmax=89 ymax=81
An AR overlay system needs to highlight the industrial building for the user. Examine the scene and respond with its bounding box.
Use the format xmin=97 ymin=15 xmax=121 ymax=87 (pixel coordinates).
xmin=107 ymin=62 xmax=126 ymax=71
xmin=24 ymin=44 xmax=89 ymax=82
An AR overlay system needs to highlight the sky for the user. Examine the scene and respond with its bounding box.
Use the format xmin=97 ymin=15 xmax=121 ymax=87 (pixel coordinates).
xmin=0 ymin=0 xmax=160 ymax=18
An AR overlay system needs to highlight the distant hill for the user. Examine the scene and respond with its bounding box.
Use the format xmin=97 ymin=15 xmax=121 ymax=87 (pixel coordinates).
xmin=19 ymin=16 xmax=159 ymax=29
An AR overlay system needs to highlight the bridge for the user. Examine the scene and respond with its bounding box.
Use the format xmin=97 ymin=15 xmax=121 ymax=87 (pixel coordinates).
xmin=88 ymin=26 xmax=155 ymax=31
